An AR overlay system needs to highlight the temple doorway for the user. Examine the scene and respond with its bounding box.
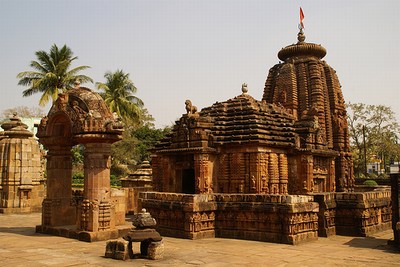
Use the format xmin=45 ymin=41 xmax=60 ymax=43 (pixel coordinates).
xmin=182 ymin=169 xmax=195 ymax=194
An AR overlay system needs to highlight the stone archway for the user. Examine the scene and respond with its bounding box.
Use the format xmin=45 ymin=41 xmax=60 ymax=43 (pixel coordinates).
xmin=36 ymin=85 xmax=128 ymax=241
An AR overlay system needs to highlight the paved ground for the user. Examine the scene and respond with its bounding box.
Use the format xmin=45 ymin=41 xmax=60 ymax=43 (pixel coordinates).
xmin=0 ymin=213 xmax=399 ymax=266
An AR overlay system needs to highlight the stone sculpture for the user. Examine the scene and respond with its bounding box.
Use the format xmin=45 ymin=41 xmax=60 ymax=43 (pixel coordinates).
xmin=105 ymin=209 xmax=164 ymax=260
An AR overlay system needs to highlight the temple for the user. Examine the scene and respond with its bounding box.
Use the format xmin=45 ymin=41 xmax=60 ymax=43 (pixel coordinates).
xmin=151 ymin=29 xmax=353 ymax=196
xmin=140 ymin=30 xmax=391 ymax=244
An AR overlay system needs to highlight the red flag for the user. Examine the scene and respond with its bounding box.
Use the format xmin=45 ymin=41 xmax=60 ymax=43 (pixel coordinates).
xmin=300 ymin=7 xmax=305 ymax=29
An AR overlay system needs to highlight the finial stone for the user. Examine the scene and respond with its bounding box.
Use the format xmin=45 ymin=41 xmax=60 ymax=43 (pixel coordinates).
xmin=241 ymin=83 xmax=248 ymax=94
xmin=297 ymin=29 xmax=305 ymax=43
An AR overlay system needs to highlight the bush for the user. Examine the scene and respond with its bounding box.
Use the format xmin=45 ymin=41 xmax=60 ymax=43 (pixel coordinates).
xmin=110 ymin=174 xmax=122 ymax=187
xmin=72 ymin=172 xmax=84 ymax=185
xmin=363 ymin=179 xmax=378 ymax=186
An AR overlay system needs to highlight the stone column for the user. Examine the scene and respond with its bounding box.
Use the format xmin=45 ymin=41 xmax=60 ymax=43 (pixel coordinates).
xmin=80 ymin=143 xmax=114 ymax=232
xmin=194 ymin=154 xmax=210 ymax=194
xmin=278 ymin=154 xmax=288 ymax=194
xmin=268 ymin=153 xmax=279 ymax=194
xmin=43 ymin=145 xmax=75 ymax=226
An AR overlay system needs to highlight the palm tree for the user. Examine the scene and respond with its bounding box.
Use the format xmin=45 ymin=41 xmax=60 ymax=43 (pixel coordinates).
xmin=96 ymin=70 xmax=144 ymax=124
xmin=17 ymin=44 xmax=93 ymax=106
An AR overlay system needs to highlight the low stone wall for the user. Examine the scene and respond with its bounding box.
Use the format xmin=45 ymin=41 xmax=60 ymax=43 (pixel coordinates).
xmin=312 ymin=193 xmax=337 ymax=237
xmin=314 ymin=190 xmax=392 ymax=237
xmin=214 ymin=194 xmax=318 ymax=245
xmin=139 ymin=192 xmax=216 ymax=239
xmin=140 ymin=192 xmax=319 ymax=245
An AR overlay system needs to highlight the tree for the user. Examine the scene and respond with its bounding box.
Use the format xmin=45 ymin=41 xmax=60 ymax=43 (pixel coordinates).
xmin=110 ymin=109 xmax=171 ymax=177
xmin=17 ymin=44 xmax=93 ymax=106
xmin=96 ymin=70 xmax=143 ymax=125
xmin=1 ymin=106 xmax=45 ymax=119
xmin=346 ymin=103 xmax=400 ymax=177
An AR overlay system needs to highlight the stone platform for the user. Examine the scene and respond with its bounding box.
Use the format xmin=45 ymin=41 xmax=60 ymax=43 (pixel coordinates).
xmin=0 ymin=213 xmax=399 ymax=266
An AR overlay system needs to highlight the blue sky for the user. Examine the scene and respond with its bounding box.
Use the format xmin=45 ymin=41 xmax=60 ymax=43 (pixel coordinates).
xmin=0 ymin=0 xmax=399 ymax=128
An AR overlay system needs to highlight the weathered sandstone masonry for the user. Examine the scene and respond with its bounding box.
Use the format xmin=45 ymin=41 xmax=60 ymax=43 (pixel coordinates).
xmin=141 ymin=190 xmax=391 ymax=244
xmin=141 ymin=192 xmax=319 ymax=245
xmin=0 ymin=114 xmax=45 ymax=213
xmin=35 ymin=83 xmax=130 ymax=241
xmin=143 ymin=29 xmax=391 ymax=244
xmin=314 ymin=190 xmax=391 ymax=237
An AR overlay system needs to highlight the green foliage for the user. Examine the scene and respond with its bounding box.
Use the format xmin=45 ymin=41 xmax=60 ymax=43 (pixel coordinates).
xmin=96 ymin=70 xmax=143 ymax=125
xmin=363 ymin=179 xmax=378 ymax=186
xmin=347 ymin=103 xmax=400 ymax=177
xmin=72 ymin=172 xmax=84 ymax=187
xmin=110 ymin=107 xmax=171 ymax=169
xmin=71 ymin=172 xmax=121 ymax=188
xmin=17 ymin=44 xmax=93 ymax=106
xmin=72 ymin=145 xmax=84 ymax=166
xmin=110 ymin=174 xmax=122 ymax=187
xmin=133 ymin=125 xmax=171 ymax=162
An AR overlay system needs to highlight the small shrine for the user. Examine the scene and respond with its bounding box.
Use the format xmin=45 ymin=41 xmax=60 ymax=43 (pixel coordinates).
xmin=0 ymin=114 xmax=45 ymax=213
xmin=35 ymin=82 xmax=131 ymax=241
xmin=121 ymin=161 xmax=153 ymax=214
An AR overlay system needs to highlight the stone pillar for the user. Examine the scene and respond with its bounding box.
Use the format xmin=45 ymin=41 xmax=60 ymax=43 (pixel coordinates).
xmin=268 ymin=153 xmax=279 ymax=194
xmin=43 ymin=145 xmax=75 ymax=226
xmin=194 ymin=154 xmax=211 ymax=194
xmin=80 ymin=143 xmax=114 ymax=232
xmin=278 ymin=154 xmax=288 ymax=194
xmin=300 ymin=155 xmax=313 ymax=194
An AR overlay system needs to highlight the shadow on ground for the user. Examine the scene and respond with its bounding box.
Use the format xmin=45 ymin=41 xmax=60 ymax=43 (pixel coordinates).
xmin=344 ymin=236 xmax=399 ymax=254
xmin=0 ymin=226 xmax=43 ymax=237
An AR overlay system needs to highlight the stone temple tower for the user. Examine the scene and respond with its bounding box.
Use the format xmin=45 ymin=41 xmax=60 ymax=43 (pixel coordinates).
xmin=262 ymin=29 xmax=353 ymax=192
xmin=0 ymin=114 xmax=45 ymax=213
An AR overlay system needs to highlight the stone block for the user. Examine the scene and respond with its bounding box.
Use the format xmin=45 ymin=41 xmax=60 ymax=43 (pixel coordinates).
xmin=105 ymin=239 xmax=129 ymax=260
xmin=147 ymin=241 xmax=164 ymax=260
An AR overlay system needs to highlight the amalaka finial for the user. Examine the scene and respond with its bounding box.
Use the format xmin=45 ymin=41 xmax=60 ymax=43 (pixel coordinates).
xmin=297 ymin=28 xmax=306 ymax=43
xmin=241 ymin=83 xmax=248 ymax=94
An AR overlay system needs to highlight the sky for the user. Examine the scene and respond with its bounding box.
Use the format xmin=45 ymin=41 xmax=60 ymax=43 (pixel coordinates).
xmin=0 ymin=0 xmax=399 ymax=128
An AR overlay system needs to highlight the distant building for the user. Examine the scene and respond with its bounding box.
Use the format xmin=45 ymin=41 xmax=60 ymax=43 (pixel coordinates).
xmin=390 ymin=162 xmax=400 ymax=174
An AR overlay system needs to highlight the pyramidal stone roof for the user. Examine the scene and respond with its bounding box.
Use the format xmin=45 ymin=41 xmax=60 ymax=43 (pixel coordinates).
xmin=200 ymin=91 xmax=296 ymax=147
xmin=156 ymin=84 xmax=297 ymax=151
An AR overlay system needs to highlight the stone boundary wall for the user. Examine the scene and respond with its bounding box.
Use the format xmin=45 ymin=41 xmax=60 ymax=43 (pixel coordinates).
xmin=314 ymin=190 xmax=392 ymax=237
xmin=140 ymin=192 xmax=319 ymax=245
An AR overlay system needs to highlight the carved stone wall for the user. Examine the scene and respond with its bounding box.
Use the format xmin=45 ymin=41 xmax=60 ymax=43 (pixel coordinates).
xmin=140 ymin=192 xmax=319 ymax=245
xmin=314 ymin=190 xmax=392 ymax=237
xmin=36 ymin=86 xmax=129 ymax=242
